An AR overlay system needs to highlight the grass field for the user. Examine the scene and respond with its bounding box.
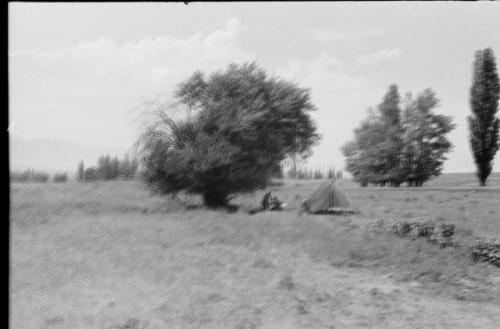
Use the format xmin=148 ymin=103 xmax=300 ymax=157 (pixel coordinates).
xmin=10 ymin=174 xmax=500 ymax=329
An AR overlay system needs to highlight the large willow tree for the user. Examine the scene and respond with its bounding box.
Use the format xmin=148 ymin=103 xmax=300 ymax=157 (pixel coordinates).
xmin=137 ymin=62 xmax=319 ymax=207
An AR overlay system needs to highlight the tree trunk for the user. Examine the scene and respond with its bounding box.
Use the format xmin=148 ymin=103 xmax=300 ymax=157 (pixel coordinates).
xmin=202 ymin=191 xmax=229 ymax=208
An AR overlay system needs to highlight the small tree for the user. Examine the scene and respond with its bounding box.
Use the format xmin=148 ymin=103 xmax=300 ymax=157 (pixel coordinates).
xmin=469 ymin=48 xmax=500 ymax=186
xmin=343 ymin=86 xmax=455 ymax=187
xmin=378 ymin=84 xmax=405 ymax=186
xmin=137 ymin=62 xmax=319 ymax=207
xmin=83 ymin=167 xmax=99 ymax=182
xmin=77 ymin=161 xmax=85 ymax=182
xmin=402 ymin=89 xmax=455 ymax=186
xmin=111 ymin=156 xmax=120 ymax=179
xmin=120 ymin=153 xmax=131 ymax=178
xmin=53 ymin=172 xmax=68 ymax=183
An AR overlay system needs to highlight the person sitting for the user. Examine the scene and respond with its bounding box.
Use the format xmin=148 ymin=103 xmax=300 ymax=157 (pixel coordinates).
xmin=269 ymin=195 xmax=284 ymax=211
xmin=261 ymin=191 xmax=272 ymax=211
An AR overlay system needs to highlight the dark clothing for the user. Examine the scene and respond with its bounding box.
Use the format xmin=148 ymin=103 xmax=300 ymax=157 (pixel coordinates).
xmin=261 ymin=192 xmax=272 ymax=210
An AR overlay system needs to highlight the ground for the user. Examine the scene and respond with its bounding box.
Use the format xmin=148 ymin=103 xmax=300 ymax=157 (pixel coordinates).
xmin=10 ymin=174 xmax=500 ymax=329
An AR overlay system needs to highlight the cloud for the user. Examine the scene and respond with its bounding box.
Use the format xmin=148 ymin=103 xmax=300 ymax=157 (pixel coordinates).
xmin=277 ymin=52 xmax=364 ymax=95
xmin=357 ymin=48 xmax=403 ymax=64
xmin=9 ymin=17 xmax=254 ymax=147
xmin=10 ymin=17 xmax=250 ymax=87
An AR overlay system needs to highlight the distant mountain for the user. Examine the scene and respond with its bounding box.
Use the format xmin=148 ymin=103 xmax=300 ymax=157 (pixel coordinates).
xmin=9 ymin=136 xmax=130 ymax=175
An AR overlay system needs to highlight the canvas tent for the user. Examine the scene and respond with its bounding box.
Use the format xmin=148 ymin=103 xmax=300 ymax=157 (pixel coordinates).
xmin=301 ymin=180 xmax=358 ymax=214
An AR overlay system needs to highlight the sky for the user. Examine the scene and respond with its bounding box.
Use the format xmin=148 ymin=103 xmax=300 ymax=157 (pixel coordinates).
xmin=9 ymin=2 xmax=500 ymax=173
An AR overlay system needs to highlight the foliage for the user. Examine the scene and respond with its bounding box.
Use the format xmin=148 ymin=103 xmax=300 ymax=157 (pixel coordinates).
xmin=391 ymin=219 xmax=458 ymax=247
xmin=119 ymin=153 xmax=139 ymax=179
xmin=79 ymin=153 xmax=138 ymax=182
xmin=11 ymin=168 xmax=49 ymax=183
xmin=77 ymin=161 xmax=85 ymax=182
xmin=343 ymin=85 xmax=455 ymax=187
xmin=468 ymin=48 xmax=500 ymax=186
xmin=469 ymin=239 xmax=500 ymax=267
xmin=97 ymin=154 xmax=120 ymax=180
xmin=137 ymin=62 xmax=319 ymax=207
xmin=401 ymin=90 xmax=455 ymax=186
xmin=83 ymin=166 xmax=99 ymax=182
xmin=52 ymin=172 xmax=68 ymax=183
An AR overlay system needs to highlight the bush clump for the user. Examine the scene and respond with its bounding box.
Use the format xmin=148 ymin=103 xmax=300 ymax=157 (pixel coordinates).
xmin=391 ymin=219 xmax=435 ymax=238
xmin=52 ymin=172 xmax=68 ymax=183
xmin=469 ymin=239 xmax=500 ymax=267
xmin=408 ymin=219 xmax=436 ymax=239
xmin=429 ymin=224 xmax=459 ymax=248
xmin=391 ymin=219 xmax=499 ymax=267
xmin=11 ymin=169 xmax=49 ymax=183
xmin=392 ymin=219 xmax=457 ymax=247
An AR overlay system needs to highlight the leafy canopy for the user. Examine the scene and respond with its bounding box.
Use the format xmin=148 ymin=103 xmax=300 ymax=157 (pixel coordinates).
xmin=343 ymin=85 xmax=455 ymax=187
xmin=137 ymin=62 xmax=319 ymax=206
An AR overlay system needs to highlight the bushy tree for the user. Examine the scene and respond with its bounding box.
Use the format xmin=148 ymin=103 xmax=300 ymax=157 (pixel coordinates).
xmin=111 ymin=156 xmax=120 ymax=179
xmin=137 ymin=62 xmax=319 ymax=207
xmin=313 ymin=169 xmax=324 ymax=179
xmin=83 ymin=167 xmax=99 ymax=182
xmin=343 ymin=85 xmax=455 ymax=187
xmin=342 ymin=108 xmax=389 ymax=186
xmin=401 ymin=90 xmax=455 ymax=186
xmin=469 ymin=48 xmax=500 ymax=186
xmin=119 ymin=153 xmax=132 ymax=178
xmin=53 ymin=172 xmax=68 ymax=183
xmin=379 ymin=85 xmax=405 ymax=185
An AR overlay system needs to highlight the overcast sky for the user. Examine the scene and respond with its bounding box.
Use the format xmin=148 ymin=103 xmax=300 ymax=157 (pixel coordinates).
xmin=9 ymin=2 xmax=500 ymax=173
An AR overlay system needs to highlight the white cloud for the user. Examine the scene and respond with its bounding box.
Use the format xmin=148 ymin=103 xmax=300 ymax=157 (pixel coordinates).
xmin=10 ymin=17 xmax=250 ymax=87
xmin=277 ymin=52 xmax=364 ymax=95
xmin=357 ymin=48 xmax=403 ymax=64
xmin=9 ymin=17 xmax=254 ymax=147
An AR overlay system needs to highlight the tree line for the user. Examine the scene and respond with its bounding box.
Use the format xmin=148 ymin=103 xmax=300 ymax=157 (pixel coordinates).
xmin=343 ymin=48 xmax=499 ymax=187
xmin=10 ymin=168 xmax=67 ymax=183
xmin=284 ymin=167 xmax=342 ymax=180
xmin=77 ymin=153 xmax=138 ymax=182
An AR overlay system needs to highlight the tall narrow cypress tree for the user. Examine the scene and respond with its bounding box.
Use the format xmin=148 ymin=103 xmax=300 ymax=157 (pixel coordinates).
xmin=468 ymin=48 xmax=500 ymax=186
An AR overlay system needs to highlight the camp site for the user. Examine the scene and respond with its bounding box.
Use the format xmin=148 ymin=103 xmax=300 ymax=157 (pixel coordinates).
xmin=9 ymin=3 xmax=500 ymax=329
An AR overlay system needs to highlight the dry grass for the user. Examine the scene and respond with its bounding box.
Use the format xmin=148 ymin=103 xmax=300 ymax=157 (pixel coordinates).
xmin=10 ymin=175 xmax=500 ymax=329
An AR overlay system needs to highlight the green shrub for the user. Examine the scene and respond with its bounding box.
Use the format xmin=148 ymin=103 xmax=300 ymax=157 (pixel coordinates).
xmin=391 ymin=220 xmax=413 ymax=237
xmin=52 ymin=172 xmax=68 ymax=183
xmin=469 ymin=239 xmax=500 ymax=267
xmin=10 ymin=170 xmax=30 ymax=182
xmin=11 ymin=169 xmax=49 ymax=183
xmin=392 ymin=219 xmax=458 ymax=248
xmin=408 ymin=219 xmax=436 ymax=239
xmin=31 ymin=171 xmax=49 ymax=183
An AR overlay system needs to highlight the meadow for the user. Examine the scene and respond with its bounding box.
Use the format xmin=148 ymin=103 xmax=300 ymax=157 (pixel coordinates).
xmin=10 ymin=174 xmax=500 ymax=329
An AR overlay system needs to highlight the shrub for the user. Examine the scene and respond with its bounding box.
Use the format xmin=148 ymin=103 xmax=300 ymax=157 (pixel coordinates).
xmin=391 ymin=220 xmax=413 ymax=237
xmin=469 ymin=239 xmax=500 ymax=267
xmin=83 ymin=167 xmax=99 ymax=182
xmin=31 ymin=171 xmax=49 ymax=182
xmin=10 ymin=170 xmax=30 ymax=182
xmin=11 ymin=169 xmax=49 ymax=183
xmin=408 ymin=220 xmax=436 ymax=239
xmin=392 ymin=219 xmax=458 ymax=248
xmin=52 ymin=172 xmax=68 ymax=183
